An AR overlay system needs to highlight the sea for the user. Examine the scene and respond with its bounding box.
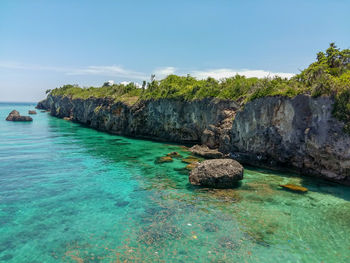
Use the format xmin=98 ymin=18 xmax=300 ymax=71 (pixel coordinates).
xmin=0 ymin=102 xmax=350 ymax=262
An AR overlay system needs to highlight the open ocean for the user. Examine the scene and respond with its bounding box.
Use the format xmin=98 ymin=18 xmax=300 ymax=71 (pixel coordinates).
xmin=0 ymin=102 xmax=350 ymax=262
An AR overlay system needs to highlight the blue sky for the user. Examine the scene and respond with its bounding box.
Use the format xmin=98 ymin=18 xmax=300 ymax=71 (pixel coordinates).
xmin=0 ymin=0 xmax=349 ymax=102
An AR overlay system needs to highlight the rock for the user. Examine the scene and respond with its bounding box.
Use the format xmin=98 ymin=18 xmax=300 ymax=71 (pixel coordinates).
xmin=189 ymin=144 xmax=224 ymax=159
xmin=155 ymin=156 xmax=173 ymax=164
xmin=63 ymin=117 xmax=72 ymax=121
xmin=180 ymin=146 xmax=190 ymax=151
xmin=230 ymin=95 xmax=350 ymax=185
xmin=279 ymin=184 xmax=308 ymax=193
xmin=28 ymin=110 xmax=37 ymax=114
xmin=114 ymin=200 xmax=129 ymax=207
xmin=167 ymin=151 xmax=182 ymax=158
xmin=5 ymin=110 xmax=33 ymax=122
xmin=138 ymin=224 xmax=184 ymax=245
xmin=181 ymin=156 xmax=200 ymax=164
xmin=185 ymin=162 xmax=199 ymax=170
xmin=36 ymin=93 xmax=350 ymax=185
xmin=189 ymin=159 xmax=243 ymax=188
xmin=202 ymin=222 xmax=220 ymax=232
xmin=218 ymin=236 xmax=240 ymax=249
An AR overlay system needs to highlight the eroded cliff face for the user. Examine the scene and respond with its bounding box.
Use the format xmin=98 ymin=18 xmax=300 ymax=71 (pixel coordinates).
xmin=37 ymin=94 xmax=239 ymax=145
xmin=230 ymin=95 xmax=350 ymax=184
xmin=37 ymin=94 xmax=350 ymax=184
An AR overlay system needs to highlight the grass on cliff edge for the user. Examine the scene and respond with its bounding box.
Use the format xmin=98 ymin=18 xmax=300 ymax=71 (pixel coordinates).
xmin=50 ymin=43 xmax=350 ymax=128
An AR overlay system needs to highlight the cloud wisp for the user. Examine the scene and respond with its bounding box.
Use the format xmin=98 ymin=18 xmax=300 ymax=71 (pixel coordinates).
xmin=0 ymin=62 xmax=147 ymax=80
xmin=0 ymin=61 xmax=295 ymax=82
xmin=153 ymin=67 xmax=177 ymax=79
xmin=67 ymin=65 xmax=147 ymax=80
xmin=153 ymin=66 xmax=294 ymax=80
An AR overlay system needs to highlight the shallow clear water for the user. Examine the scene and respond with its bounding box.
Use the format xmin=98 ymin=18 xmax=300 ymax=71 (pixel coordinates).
xmin=0 ymin=102 xmax=350 ymax=262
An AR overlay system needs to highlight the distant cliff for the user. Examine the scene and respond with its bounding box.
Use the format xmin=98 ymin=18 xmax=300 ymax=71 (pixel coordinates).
xmin=37 ymin=94 xmax=350 ymax=185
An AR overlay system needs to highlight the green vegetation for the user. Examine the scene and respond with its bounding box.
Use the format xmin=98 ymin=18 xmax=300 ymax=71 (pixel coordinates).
xmin=50 ymin=82 xmax=142 ymax=104
xmin=296 ymin=43 xmax=350 ymax=131
xmin=141 ymin=71 xmax=308 ymax=102
xmin=140 ymin=43 xmax=349 ymax=103
xmin=49 ymin=43 xmax=350 ymax=126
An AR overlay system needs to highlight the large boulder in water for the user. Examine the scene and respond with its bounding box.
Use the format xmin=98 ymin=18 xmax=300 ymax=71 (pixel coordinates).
xmin=189 ymin=159 xmax=243 ymax=188
xmin=6 ymin=110 xmax=33 ymax=122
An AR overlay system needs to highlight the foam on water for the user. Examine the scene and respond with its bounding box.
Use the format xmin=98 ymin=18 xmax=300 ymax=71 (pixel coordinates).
xmin=0 ymin=103 xmax=349 ymax=262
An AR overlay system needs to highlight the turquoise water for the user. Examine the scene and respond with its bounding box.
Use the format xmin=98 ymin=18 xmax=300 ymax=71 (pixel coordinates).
xmin=0 ymin=103 xmax=350 ymax=263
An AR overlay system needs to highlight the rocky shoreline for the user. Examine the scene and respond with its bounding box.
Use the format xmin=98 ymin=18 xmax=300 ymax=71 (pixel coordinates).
xmin=37 ymin=94 xmax=350 ymax=185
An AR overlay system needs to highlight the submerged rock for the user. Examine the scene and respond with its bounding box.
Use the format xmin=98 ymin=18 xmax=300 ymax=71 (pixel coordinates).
xmin=189 ymin=159 xmax=243 ymax=188
xmin=173 ymin=167 xmax=189 ymax=175
xmin=167 ymin=151 xmax=182 ymax=158
xmin=202 ymin=222 xmax=220 ymax=232
xmin=5 ymin=110 xmax=32 ymax=122
xmin=181 ymin=156 xmax=200 ymax=164
xmin=189 ymin=144 xmax=224 ymax=159
xmin=114 ymin=200 xmax=130 ymax=207
xmin=28 ymin=110 xmax=37 ymax=115
xmin=138 ymin=224 xmax=184 ymax=245
xmin=218 ymin=236 xmax=240 ymax=249
xmin=185 ymin=162 xmax=199 ymax=170
xmin=155 ymin=156 xmax=173 ymax=164
xmin=279 ymin=184 xmax=308 ymax=193
xmin=180 ymin=146 xmax=190 ymax=151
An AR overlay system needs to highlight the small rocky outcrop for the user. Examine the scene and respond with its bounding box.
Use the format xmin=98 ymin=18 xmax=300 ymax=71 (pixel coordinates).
xmin=279 ymin=184 xmax=308 ymax=193
xmin=6 ymin=110 xmax=33 ymax=122
xmin=28 ymin=110 xmax=37 ymax=115
xmin=182 ymin=156 xmax=200 ymax=164
xmin=167 ymin=152 xmax=182 ymax=158
xmin=190 ymin=144 xmax=224 ymax=158
xmin=185 ymin=162 xmax=199 ymax=170
xmin=189 ymin=159 xmax=243 ymax=188
xmin=155 ymin=156 xmax=173 ymax=164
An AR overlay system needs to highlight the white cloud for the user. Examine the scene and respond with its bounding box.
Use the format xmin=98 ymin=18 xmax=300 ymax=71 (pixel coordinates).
xmin=153 ymin=67 xmax=177 ymax=79
xmin=152 ymin=67 xmax=294 ymax=80
xmin=191 ymin=69 xmax=295 ymax=79
xmin=120 ymin=81 xmax=142 ymax=88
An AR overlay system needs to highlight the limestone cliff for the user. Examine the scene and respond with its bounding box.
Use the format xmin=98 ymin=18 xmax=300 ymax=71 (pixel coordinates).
xmin=230 ymin=95 xmax=350 ymax=184
xmin=37 ymin=95 xmax=239 ymax=145
xmin=37 ymin=94 xmax=350 ymax=185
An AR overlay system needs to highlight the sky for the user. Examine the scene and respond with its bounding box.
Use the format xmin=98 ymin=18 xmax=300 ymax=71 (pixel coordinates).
xmin=0 ymin=0 xmax=350 ymax=102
